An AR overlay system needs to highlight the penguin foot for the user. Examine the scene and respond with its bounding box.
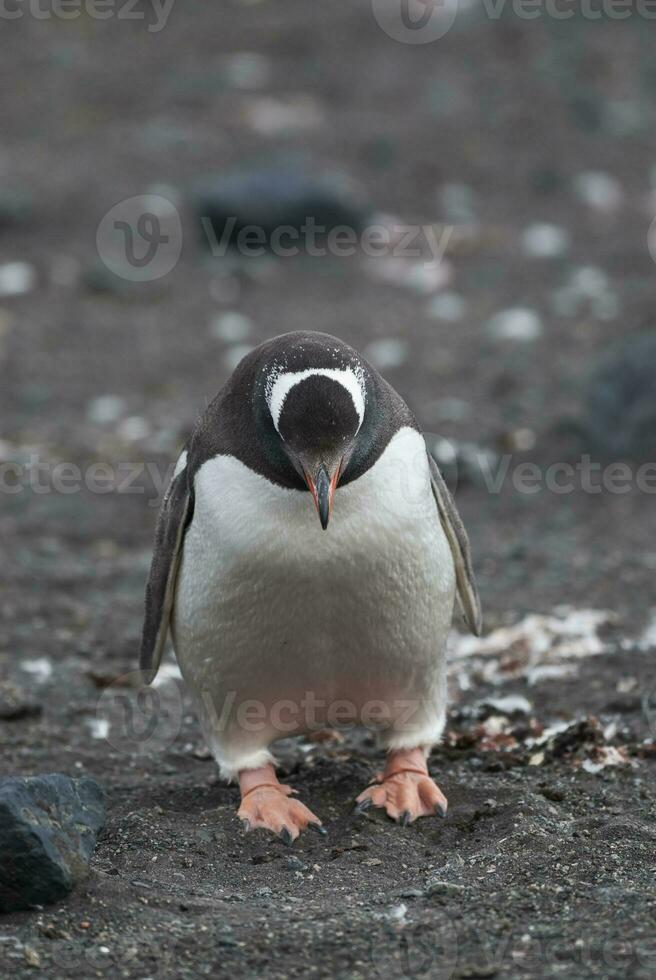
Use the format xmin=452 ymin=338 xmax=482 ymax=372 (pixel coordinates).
xmin=237 ymin=764 xmax=323 ymax=842
xmin=355 ymin=747 xmax=448 ymax=826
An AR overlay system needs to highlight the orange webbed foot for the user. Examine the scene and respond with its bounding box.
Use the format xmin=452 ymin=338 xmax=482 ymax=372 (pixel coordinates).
xmin=355 ymin=748 xmax=448 ymax=826
xmin=237 ymin=765 xmax=325 ymax=843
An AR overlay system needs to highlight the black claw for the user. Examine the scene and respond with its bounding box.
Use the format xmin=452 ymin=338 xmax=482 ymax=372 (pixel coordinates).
xmin=280 ymin=827 xmax=294 ymax=846
xmin=309 ymin=822 xmax=327 ymax=836
xmin=240 ymin=819 xmax=251 ymax=833
xmin=354 ymin=798 xmax=372 ymax=815
xmin=399 ymin=810 xmax=412 ymax=827
xmin=435 ymin=803 xmax=447 ymax=818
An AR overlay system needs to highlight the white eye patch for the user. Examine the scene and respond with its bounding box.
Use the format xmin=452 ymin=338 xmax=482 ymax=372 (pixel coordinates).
xmin=267 ymin=368 xmax=365 ymax=435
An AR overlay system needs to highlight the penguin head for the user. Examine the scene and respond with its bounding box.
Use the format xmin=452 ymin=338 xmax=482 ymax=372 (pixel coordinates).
xmin=266 ymin=366 xmax=366 ymax=529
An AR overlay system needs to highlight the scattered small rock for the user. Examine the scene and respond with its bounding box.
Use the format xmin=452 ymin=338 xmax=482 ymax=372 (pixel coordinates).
xmin=427 ymin=291 xmax=468 ymax=322
xmin=209 ymin=311 xmax=253 ymax=342
xmin=486 ymin=308 xmax=543 ymax=342
xmin=0 ymin=683 xmax=42 ymax=721
xmin=425 ymin=879 xmax=465 ymax=897
xmin=117 ymin=416 xmax=151 ymax=443
xmin=540 ymin=786 xmax=566 ymax=802
xmin=396 ymin=887 xmax=424 ymax=899
xmin=521 ymin=223 xmax=569 ymax=258
xmin=87 ymin=395 xmax=127 ymax=425
xmin=244 ymin=95 xmax=324 ymax=136
xmin=286 ymin=856 xmax=307 ymax=872
xmin=0 ymin=774 xmax=106 ymax=912
xmin=479 ymin=695 xmax=533 ymax=717
xmin=23 ymin=945 xmax=41 ymax=968
xmin=363 ymin=338 xmax=408 ymax=370
xmin=0 ymin=261 xmax=36 ymax=298
xmin=573 ymin=171 xmax=623 ymax=212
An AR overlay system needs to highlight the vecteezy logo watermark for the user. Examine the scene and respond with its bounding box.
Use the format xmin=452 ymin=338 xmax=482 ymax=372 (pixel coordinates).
xmin=96 ymin=195 xmax=182 ymax=282
xmin=96 ymin=670 xmax=183 ymax=756
xmin=369 ymin=913 xmax=458 ymax=980
xmin=0 ymin=0 xmax=175 ymax=32
xmin=371 ymin=0 xmax=459 ymax=44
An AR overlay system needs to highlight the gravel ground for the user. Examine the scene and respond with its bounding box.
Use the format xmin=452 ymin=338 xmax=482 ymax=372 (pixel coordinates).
xmin=1 ymin=4 xmax=655 ymax=978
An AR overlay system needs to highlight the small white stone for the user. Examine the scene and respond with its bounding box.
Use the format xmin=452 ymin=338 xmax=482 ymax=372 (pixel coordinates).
xmin=363 ymin=338 xmax=408 ymax=370
xmin=88 ymin=717 xmax=110 ymax=740
xmin=521 ymin=223 xmax=570 ymax=258
xmin=0 ymin=261 xmax=35 ymax=297
xmin=432 ymin=437 xmax=458 ymax=466
xmin=570 ymin=266 xmax=608 ymax=297
xmin=574 ymin=172 xmax=623 ymax=212
xmin=487 ymin=308 xmax=543 ymax=342
xmin=404 ymin=260 xmax=451 ymax=294
xmin=482 ymin=695 xmax=533 ymax=715
xmin=21 ymin=658 xmax=53 ymax=682
xmin=223 ymin=344 xmax=254 ymax=373
xmin=210 ymin=312 xmax=253 ymax=342
xmin=427 ymin=291 xmax=467 ymax=322
xmin=118 ymin=416 xmax=151 ymax=442
xmin=88 ymin=395 xmax=126 ymax=425
xmin=245 ymin=96 xmax=323 ymax=135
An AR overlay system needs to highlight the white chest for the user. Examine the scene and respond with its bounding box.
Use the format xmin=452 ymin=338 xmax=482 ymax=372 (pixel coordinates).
xmin=173 ymin=427 xmax=455 ymax=708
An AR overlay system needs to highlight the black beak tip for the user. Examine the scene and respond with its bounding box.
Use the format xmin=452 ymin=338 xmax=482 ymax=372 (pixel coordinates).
xmin=316 ymin=466 xmax=331 ymax=530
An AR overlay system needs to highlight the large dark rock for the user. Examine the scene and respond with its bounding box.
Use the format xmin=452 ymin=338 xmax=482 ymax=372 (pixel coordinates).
xmin=0 ymin=774 xmax=106 ymax=913
xmin=191 ymin=167 xmax=369 ymax=254
xmin=584 ymin=333 xmax=656 ymax=460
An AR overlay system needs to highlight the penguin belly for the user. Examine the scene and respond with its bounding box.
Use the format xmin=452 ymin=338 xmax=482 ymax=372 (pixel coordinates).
xmin=172 ymin=427 xmax=456 ymax=778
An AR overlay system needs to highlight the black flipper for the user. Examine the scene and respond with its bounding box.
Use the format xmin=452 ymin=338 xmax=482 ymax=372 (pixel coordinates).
xmin=139 ymin=462 xmax=193 ymax=684
xmin=427 ymin=452 xmax=482 ymax=637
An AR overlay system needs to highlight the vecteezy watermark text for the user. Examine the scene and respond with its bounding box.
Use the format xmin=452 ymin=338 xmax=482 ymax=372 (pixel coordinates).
xmin=2 ymin=452 xmax=656 ymax=506
xmin=0 ymin=455 xmax=175 ymax=506
xmin=201 ymin=215 xmax=452 ymax=262
xmin=480 ymin=454 xmax=656 ymax=496
xmin=0 ymin=0 xmax=175 ymax=31
xmin=372 ymin=0 xmax=656 ymax=48
xmin=95 ymin=193 xmax=453 ymax=281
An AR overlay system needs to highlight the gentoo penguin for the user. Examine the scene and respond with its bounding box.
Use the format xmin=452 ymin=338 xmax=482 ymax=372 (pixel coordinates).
xmin=141 ymin=331 xmax=481 ymax=841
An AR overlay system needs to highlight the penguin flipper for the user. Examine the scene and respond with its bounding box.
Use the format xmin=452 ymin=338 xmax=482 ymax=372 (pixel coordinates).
xmin=140 ymin=463 xmax=193 ymax=684
xmin=427 ymin=452 xmax=483 ymax=637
